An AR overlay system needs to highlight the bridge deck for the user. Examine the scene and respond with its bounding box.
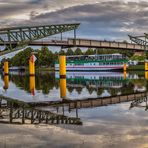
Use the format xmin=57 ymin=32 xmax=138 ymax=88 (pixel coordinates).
xmin=28 ymin=92 xmax=148 ymax=110
xmin=0 ymin=38 xmax=144 ymax=51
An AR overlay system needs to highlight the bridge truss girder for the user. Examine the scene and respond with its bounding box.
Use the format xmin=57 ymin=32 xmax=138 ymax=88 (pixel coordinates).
xmin=0 ymin=23 xmax=80 ymax=55
xmin=128 ymin=34 xmax=148 ymax=50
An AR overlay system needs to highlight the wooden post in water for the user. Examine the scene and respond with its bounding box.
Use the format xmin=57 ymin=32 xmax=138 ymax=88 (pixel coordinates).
xmin=4 ymin=60 xmax=9 ymax=75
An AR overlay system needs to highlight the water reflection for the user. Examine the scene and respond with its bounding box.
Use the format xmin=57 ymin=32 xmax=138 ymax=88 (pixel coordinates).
xmin=60 ymin=78 xmax=67 ymax=99
xmin=0 ymin=71 xmax=147 ymax=147
xmin=130 ymin=95 xmax=148 ymax=111
xmin=3 ymin=75 xmax=9 ymax=91
xmin=0 ymin=71 xmax=147 ymax=101
xmin=0 ymin=96 xmax=82 ymax=125
xmin=29 ymin=76 xmax=35 ymax=96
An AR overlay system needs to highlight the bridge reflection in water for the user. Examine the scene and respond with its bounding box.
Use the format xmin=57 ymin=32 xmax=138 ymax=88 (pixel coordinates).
xmin=0 ymin=71 xmax=147 ymax=126
xmin=0 ymin=96 xmax=82 ymax=125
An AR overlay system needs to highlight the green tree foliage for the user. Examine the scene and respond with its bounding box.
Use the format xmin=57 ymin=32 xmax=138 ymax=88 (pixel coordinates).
xmin=130 ymin=54 xmax=146 ymax=61
xmin=38 ymin=46 xmax=54 ymax=67
xmin=74 ymin=48 xmax=83 ymax=55
xmin=59 ymin=49 xmax=65 ymax=55
xmin=9 ymin=46 xmax=134 ymax=67
xmin=146 ymin=51 xmax=148 ymax=59
xmin=11 ymin=47 xmax=33 ymax=66
xmin=66 ymin=48 xmax=74 ymax=55
xmin=95 ymin=48 xmax=134 ymax=57
xmin=85 ymin=48 xmax=95 ymax=55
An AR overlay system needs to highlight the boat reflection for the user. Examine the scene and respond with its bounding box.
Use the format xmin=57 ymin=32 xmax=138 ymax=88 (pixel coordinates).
xmin=0 ymin=71 xmax=147 ymax=126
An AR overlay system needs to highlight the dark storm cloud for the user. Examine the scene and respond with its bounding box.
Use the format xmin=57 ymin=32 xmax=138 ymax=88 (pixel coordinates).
xmin=26 ymin=1 xmax=148 ymax=39
xmin=0 ymin=0 xmax=148 ymax=40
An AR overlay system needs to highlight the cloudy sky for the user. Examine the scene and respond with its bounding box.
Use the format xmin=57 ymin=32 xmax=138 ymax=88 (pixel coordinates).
xmin=0 ymin=0 xmax=148 ymax=40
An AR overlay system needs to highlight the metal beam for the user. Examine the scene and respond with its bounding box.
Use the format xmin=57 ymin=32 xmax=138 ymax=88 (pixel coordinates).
xmin=128 ymin=35 xmax=148 ymax=47
xmin=0 ymin=23 xmax=80 ymax=55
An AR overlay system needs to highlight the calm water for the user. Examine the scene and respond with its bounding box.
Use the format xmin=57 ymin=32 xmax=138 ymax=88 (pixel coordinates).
xmin=0 ymin=71 xmax=148 ymax=147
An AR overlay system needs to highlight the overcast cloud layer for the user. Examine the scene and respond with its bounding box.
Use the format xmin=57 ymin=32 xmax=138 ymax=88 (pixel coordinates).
xmin=0 ymin=0 xmax=148 ymax=40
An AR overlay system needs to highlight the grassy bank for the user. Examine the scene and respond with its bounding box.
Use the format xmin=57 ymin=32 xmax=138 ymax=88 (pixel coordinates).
xmin=127 ymin=64 xmax=145 ymax=71
xmin=127 ymin=64 xmax=145 ymax=76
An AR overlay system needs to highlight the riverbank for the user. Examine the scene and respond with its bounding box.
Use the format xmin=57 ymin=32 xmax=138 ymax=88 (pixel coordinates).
xmin=0 ymin=65 xmax=146 ymax=73
xmin=127 ymin=64 xmax=144 ymax=71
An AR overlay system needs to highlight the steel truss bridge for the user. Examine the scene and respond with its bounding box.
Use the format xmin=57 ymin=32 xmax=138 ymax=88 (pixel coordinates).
xmin=0 ymin=23 xmax=79 ymax=56
xmin=129 ymin=33 xmax=148 ymax=50
xmin=0 ymin=23 xmax=146 ymax=56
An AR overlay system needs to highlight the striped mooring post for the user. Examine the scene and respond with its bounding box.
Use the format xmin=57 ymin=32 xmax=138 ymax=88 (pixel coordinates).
xmin=29 ymin=54 xmax=35 ymax=76
xmin=145 ymin=61 xmax=148 ymax=71
xmin=4 ymin=60 xmax=9 ymax=75
xmin=59 ymin=55 xmax=66 ymax=99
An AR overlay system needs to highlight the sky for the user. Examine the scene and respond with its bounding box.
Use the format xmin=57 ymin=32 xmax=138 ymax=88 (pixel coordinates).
xmin=0 ymin=0 xmax=148 ymax=41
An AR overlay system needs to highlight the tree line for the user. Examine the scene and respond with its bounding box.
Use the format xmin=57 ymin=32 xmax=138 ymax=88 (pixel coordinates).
xmin=0 ymin=46 xmax=134 ymax=67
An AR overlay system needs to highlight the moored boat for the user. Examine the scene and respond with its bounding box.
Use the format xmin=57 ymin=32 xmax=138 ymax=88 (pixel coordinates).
xmin=55 ymin=53 xmax=128 ymax=71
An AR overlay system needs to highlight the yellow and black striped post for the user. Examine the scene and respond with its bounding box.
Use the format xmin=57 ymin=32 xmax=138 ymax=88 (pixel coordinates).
xmin=59 ymin=55 xmax=66 ymax=78
xmin=3 ymin=75 xmax=9 ymax=90
xmin=4 ymin=60 xmax=9 ymax=75
xmin=59 ymin=55 xmax=67 ymax=99
xmin=29 ymin=54 xmax=35 ymax=76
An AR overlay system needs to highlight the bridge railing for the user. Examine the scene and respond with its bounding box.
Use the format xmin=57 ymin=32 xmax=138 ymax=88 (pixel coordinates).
xmin=68 ymin=38 xmax=144 ymax=50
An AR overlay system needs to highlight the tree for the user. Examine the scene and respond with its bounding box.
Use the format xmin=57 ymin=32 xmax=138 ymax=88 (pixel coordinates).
xmin=59 ymin=49 xmax=65 ymax=55
xmin=39 ymin=46 xmax=54 ymax=66
xmin=66 ymin=48 xmax=74 ymax=55
xmin=74 ymin=48 xmax=83 ymax=55
xmin=85 ymin=48 xmax=95 ymax=55
xmin=11 ymin=47 xmax=33 ymax=66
